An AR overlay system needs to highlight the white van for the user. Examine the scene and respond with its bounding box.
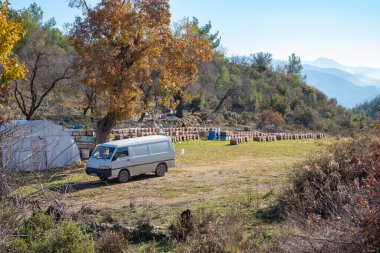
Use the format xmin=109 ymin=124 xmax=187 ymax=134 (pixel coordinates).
xmin=85 ymin=135 xmax=175 ymax=182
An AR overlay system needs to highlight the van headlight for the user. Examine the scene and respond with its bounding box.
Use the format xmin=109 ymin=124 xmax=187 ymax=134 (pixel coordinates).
xmin=99 ymin=165 xmax=110 ymax=169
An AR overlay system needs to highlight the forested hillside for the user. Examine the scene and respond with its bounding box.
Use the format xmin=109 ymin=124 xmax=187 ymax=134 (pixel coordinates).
xmin=4 ymin=3 xmax=362 ymax=134
xmin=186 ymin=52 xmax=360 ymax=132
xmin=353 ymin=95 xmax=380 ymax=120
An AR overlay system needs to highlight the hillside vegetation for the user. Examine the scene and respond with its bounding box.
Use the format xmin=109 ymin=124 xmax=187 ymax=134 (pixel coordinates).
xmin=188 ymin=53 xmax=359 ymax=132
xmin=2 ymin=3 xmax=364 ymax=135
xmin=353 ymin=95 xmax=380 ymax=121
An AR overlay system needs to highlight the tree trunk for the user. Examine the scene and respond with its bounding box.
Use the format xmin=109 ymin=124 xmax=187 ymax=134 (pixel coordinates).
xmin=175 ymin=92 xmax=184 ymax=118
xmin=96 ymin=111 xmax=117 ymax=144
xmin=138 ymin=96 xmax=149 ymax=123
xmin=83 ymin=105 xmax=91 ymax=115
xmin=138 ymin=112 xmax=146 ymax=123
xmin=214 ymin=88 xmax=232 ymax=112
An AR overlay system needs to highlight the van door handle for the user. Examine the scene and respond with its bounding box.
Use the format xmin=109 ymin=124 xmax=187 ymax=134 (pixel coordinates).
xmin=127 ymin=159 xmax=130 ymax=161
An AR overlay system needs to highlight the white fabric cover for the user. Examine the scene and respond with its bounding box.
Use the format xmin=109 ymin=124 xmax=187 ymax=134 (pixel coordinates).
xmin=1 ymin=120 xmax=80 ymax=171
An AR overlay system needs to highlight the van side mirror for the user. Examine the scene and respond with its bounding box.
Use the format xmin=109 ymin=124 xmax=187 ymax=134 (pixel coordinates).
xmin=112 ymin=156 xmax=118 ymax=161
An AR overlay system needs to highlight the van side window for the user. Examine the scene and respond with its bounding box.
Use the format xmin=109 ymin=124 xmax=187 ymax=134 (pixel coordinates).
xmin=114 ymin=147 xmax=129 ymax=159
xmin=131 ymin=144 xmax=149 ymax=157
xmin=149 ymin=141 xmax=170 ymax=154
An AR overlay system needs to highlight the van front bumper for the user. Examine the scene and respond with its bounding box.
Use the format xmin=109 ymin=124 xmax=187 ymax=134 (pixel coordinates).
xmin=86 ymin=167 xmax=112 ymax=178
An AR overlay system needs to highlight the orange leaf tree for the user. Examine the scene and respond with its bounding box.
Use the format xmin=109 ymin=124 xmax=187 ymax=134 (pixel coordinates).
xmin=71 ymin=0 xmax=212 ymax=143
xmin=0 ymin=0 xmax=25 ymax=96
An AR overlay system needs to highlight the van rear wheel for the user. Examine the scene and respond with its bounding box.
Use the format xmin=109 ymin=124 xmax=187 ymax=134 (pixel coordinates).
xmin=118 ymin=170 xmax=130 ymax=183
xmin=155 ymin=164 xmax=167 ymax=177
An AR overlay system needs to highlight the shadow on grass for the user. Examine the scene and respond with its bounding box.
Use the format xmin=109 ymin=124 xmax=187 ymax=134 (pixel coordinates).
xmin=16 ymin=168 xmax=85 ymax=183
xmin=254 ymin=204 xmax=283 ymax=224
xmin=49 ymin=174 xmax=158 ymax=193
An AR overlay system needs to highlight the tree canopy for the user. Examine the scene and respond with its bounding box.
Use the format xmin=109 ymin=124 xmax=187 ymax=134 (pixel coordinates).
xmin=0 ymin=0 xmax=25 ymax=96
xmin=71 ymin=0 xmax=212 ymax=143
xmin=286 ymin=53 xmax=303 ymax=74
xmin=11 ymin=3 xmax=75 ymax=120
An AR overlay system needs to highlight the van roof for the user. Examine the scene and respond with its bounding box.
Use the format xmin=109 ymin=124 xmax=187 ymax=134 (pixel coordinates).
xmin=102 ymin=135 xmax=170 ymax=148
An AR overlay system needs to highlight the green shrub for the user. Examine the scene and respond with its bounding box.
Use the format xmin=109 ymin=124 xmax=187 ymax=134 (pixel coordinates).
xmin=9 ymin=212 xmax=94 ymax=253
xmin=270 ymin=94 xmax=290 ymax=115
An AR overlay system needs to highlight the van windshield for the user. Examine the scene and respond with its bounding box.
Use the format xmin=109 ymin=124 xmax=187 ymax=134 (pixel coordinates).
xmin=91 ymin=146 xmax=115 ymax=160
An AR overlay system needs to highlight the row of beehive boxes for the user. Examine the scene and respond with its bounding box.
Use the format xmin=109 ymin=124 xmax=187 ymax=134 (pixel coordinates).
xmin=113 ymin=132 xmax=176 ymax=140
xmin=230 ymin=136 xmax=249 ymax=145
xmin=171 ymin=134 xmax=200 ymax=143
xmin=112 ymin=127 xmax=206 ymax=134
xmin=220 ymin=134 xmax=255 ymax=141
xmin=221 ymin=131 xmax=265 ymax=137
xmin=113 ymin=130 xmax=201 ymax=140
xmin=114 ymin=133 xmax=200 ymax=143
xmin=70 ymin=130 xmax=95 ymax=136
xmin=219 ymin=131 xmax=263 ymax=140
xmin=114 ymin=132 xmax=160 ymax=140
xmin=253 ymin=133 xmax=326 ymax=142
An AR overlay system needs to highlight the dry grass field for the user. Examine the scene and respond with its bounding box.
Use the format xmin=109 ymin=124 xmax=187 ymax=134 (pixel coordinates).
xmin=18 ymin=138 xmax=334 ymax=228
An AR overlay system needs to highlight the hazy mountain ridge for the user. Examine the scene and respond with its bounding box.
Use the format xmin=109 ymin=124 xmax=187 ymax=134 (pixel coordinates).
xmin=304 ymin=58 xmax=380 ymax=79
xmin=303 ymin=64 xmax=380 ymax=88
xmin=301 ymin=58 xmax=380 ymax=108
xmin=302 ymin=69 xmax=380 ymax=108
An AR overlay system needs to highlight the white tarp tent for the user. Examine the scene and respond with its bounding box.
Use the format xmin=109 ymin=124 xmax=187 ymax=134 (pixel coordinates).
xmin=0 ymin=120 xmax=80 ymax=171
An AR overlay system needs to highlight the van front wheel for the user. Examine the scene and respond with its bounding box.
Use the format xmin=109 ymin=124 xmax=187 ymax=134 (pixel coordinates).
xmin=155 ymin=164 xmax=167 ymax=177
xmin=118 ymin=170 xmax=130 ymax=183
xmin=99 ymin=176 xmax=108 ymax=181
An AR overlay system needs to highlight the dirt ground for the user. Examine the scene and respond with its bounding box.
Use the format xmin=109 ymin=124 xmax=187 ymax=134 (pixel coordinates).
xmin=51 ymin=139 xmax=331 ymax=212
xmin=59 ymin=157 xmax=287 ymax=209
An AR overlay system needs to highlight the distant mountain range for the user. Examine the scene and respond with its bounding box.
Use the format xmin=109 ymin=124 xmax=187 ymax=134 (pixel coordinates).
xmin=301 ymin=58 xmax=380 ymax=108
xmin=304 ymin=58 xmax=380 ymax=80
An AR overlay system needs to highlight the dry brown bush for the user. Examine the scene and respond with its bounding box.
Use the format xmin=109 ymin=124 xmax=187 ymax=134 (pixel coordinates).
xmin=95 ymin=229 xmax=129 ymax=253
xmin=280 ymin=135 xmax=377 ymax=218
xmin=272 ymin=216 xmax=369 ymax=253
xmin=169 ymin=208 xmax=270 ymax=253
xmin=275 ymin=132 xmax=380 ymax=252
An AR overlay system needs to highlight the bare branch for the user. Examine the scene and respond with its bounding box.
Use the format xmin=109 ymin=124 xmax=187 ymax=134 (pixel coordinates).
xmin=34 ymin=66 xmax=73 ymax=112
xmin=13 ymin=81 xmax=27 ymax=115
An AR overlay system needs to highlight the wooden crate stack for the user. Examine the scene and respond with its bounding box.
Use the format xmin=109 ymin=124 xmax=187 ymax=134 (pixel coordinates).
xmin=70 ymin=129 xmax=96 ymax=159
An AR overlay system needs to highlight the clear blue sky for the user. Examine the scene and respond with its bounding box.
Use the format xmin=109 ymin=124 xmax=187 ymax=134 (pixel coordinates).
xmin=9 ymin=0 xmax=380 ymax=68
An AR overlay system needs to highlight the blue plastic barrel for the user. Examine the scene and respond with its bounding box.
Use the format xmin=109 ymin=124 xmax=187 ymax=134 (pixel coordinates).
xmin=66 ymin=125 xmax=84 ymax=130
xmin=208 ymin=130 xmax=216 ymax=140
